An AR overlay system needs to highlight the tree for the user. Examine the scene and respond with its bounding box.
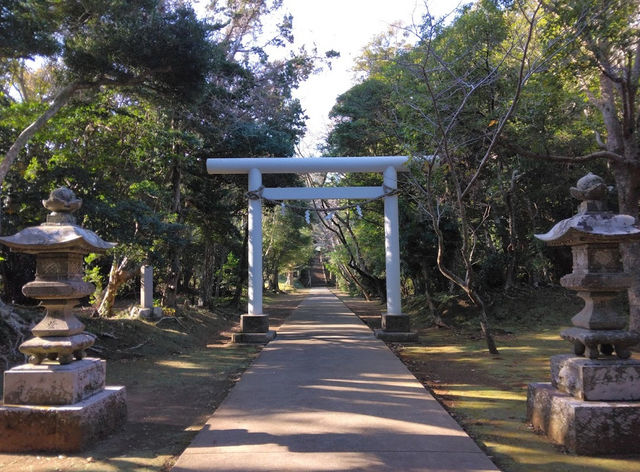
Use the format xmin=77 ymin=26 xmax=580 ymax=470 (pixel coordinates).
xmin=0 ymin=0 xmax=315 ymax=319
xmin=503 ymin=0 xmax=640 ymax=329
xmin=327 ymin=79 xmax=402 ymax=156
xmin=0 ymin=0 xmax=214 ymax=187
xmin=325 ymin=0 xmax=551 ymax=354
xmin=263 ymin=205 xmax=312 ymax=292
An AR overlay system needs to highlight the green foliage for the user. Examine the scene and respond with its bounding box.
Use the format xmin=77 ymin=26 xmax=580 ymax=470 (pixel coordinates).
xmin=326 ymin=79 xmax=401 ymax=156
xmin=324 ymin=0 xmax=605 ymax=323
xmin=263 ymin=205 xmax=313 ymax=290
xmin=0 ymin=0 xmax=59 ymax=59
xmin=217 ymin=251 xmax=240 ymax=292
xmin=0 ymin=0 xmax=313 ymax=310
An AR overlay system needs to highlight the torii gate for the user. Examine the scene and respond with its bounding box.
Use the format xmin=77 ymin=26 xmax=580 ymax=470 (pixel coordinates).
xmin=207 ymin=156 xmax=417 ymax=343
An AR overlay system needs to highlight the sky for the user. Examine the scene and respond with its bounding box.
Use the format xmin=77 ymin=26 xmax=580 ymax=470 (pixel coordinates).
xmin=270 ymin=0 xmax=463 ymax=155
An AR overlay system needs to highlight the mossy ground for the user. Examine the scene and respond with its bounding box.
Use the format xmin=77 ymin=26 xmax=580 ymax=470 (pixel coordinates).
xmin=4 ymin=287 xmax=640 ymax=471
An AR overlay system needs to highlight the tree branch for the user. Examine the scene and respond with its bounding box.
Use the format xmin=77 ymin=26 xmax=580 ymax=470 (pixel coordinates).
xmin=503 ymin=140 xmax=635 ymax=166
xmin=461 ymin=1 xmax=542 ymax=199
xmin=0 ymin=81 xmax=83 ymax=184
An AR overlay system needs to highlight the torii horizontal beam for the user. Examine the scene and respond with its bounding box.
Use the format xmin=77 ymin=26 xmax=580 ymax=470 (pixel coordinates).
xmin=207 ymin=156 xmax=409 ymax=174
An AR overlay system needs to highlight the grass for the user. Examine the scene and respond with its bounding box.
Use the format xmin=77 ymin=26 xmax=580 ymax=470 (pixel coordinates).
xmin=4 ymin=286 xmax=640 ymax=471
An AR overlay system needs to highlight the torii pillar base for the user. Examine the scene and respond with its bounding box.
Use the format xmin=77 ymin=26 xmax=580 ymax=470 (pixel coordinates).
xmin=232 ymin=314 xmax=276 ymax=344
xmin=375 ymin=314 xmax=419 ymax=342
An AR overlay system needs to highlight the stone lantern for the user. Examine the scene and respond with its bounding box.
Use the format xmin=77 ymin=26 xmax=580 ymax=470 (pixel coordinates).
xmin=0 ymin=187 xmax=126 ymax=452
xmin=527 ymin=173 xmax=640 ymax=455
xmin=0 ymin=187 xmax=115 ymax=364
xmin=535 ymin=172 xmax=640 ymax=358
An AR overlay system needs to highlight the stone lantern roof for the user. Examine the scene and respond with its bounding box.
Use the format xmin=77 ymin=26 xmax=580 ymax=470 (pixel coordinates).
xmin=535 ymin=173 xmax=640 ymax=246
xmin=0 ymin=187 xmax=115 ymax=253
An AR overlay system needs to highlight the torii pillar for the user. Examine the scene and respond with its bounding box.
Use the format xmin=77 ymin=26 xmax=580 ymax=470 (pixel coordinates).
xmin=207 ymin=156 xmax=418 ymax=343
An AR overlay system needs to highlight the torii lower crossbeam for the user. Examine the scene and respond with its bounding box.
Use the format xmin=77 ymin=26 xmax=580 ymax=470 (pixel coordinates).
xmin=207 ymin=157 xmax=418 ymax=343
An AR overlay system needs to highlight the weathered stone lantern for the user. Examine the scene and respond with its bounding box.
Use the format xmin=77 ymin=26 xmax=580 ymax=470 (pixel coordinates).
xmin=0 ymin=187 xmax=114 ymax=364
xmin=536 ymin=173 xmax=640 ymax=358
xmin=0 ymin=187 xmax=126 ymax=452
xmin=528 ymin=173 xmax=640 ymax=455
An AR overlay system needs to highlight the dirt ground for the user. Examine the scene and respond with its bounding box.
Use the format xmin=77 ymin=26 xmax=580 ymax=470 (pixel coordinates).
xmin=0 ymin=290 xmax=308 ymax=472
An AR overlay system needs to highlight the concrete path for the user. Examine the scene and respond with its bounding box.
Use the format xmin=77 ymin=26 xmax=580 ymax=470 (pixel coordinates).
xmin=172 ymin=288 xmax=499 ymax=472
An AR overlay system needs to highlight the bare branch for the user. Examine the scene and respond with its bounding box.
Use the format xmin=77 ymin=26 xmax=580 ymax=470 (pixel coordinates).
xmin=0 ymin=81 xmax=83 ymax=185
xmin=504 ymin=140 xmax=634 ymax=166
xmin=595 ymin=130 xmax=607 ymax=149
xmin=461 ymin=1 xmax=542 ymax=199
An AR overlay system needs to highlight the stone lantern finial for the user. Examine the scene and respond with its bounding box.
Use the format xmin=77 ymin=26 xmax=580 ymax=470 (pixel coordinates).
xmin=42 ymin=186 xmax=82 ymax=224
xmin=569 ymin=172 xmax=608 ymax=213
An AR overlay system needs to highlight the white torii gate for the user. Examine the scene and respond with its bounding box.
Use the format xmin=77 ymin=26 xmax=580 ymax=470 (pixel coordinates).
xmin=207 ymin=156 xmax=417 ymax=342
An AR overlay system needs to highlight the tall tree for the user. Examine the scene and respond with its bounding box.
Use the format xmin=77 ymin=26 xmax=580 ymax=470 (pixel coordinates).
xmin=326 ymin=0 xmax=549 ymax=353
xmin=506 ymin=0 xmax=640 ymax=330
xmin=0 ymin=0 xmax=214 ymax=186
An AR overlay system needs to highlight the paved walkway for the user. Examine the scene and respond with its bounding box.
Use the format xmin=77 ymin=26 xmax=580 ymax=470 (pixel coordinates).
xmin=172 ymin=288 xmax=499 ymax=472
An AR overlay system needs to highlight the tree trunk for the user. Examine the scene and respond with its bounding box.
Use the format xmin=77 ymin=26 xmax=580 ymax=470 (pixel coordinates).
xmin=474 ymin=295 xmax=499 ymax=354
xmin=200 ymin=241 xmax=216 ymax=307
xmin=162 ymin=132 xmax=183 ymax=309
xmin=162 ymin=253 xmax=181 ymax=308
xmin=612 ymin=163 xmax=640 ymax=332
xmin=599 ymin=70 xmax=640 ymax=332
xmin=504 ymin=170 xmax=520 ymax=291
xmin=432 ymin=208 xmax=499 ymax=354
xmin=98 ymin=257 xmax=134 ymax=317
xmin=268 ymin=264 xmax=279 ymax=292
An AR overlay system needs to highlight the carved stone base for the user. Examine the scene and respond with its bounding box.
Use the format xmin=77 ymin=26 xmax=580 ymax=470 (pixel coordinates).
xmin=380 ymin=314 xmax=411 ymax=332
xmin=527 ymin=382 xmax=640 ymax=455
xmin=0 ymin=386 xmax=127 ymax=452
xmin=136 ymin=306 xmax=163 ymax=320
xmin=240 ymin=314 xmax=270 ymax=333
xmin=19 ymin=333 xmax=95 ymax=365
xmin=374 ymin=329 xmax=419 ymax=342
xmin=3 ymin=358 xmax=106 ymax=405
xmin=375 ymin=314 xmax=419 ymax=342
xmin=560 ymin=327 xmax=640 ymax=359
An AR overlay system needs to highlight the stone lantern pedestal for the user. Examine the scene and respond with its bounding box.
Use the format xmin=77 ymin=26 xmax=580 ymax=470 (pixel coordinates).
xmin=527 ymin=174 xmax=640 ymax=455
xmin=0 ymin=188 xmax=126 ymax=452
